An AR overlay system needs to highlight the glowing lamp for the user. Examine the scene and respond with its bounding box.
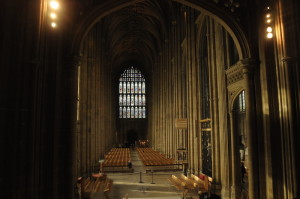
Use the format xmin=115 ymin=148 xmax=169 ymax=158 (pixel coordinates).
xmin=51 ymin=22 xmax=57 ymax=28
xmin=50 ymin=13 xmax=57 ymax=19
xmin=50 ymin=1 xmax=59 ymax=9
xmin=267 ymin=32 xmax=273 ymax=38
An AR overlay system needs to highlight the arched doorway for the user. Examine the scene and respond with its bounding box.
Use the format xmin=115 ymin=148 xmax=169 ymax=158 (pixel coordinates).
xmin=126 ymin=129 xmax=138 ymax=148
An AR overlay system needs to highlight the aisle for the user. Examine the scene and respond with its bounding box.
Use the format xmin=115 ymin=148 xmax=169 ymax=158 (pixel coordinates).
xmin=130 ymin=148 xmax=146 ymax=173
xmin=101 ymin=148 xmax=192 ymax=199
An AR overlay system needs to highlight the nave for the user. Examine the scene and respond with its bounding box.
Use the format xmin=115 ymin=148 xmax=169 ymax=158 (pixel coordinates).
xmin=1 ymin=1 xmax=299 ymax=199
xmin=79 ymin=148 xmax=202 ymax=199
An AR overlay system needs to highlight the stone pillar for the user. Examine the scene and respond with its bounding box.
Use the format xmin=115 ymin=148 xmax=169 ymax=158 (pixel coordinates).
xmin=54 ymin=55 xmax=79 ymax=199
xmin=229 ymin=111 xmax=241 ymax=199
xmin=241 ymin=59 xmax=259 ymax=199
xmin=275 ymin=0 xmax=300 ymax=196
xmin=281 ymin=57 xmax=299 ymax=198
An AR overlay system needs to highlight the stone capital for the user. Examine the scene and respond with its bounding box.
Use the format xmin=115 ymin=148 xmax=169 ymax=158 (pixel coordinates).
xmin=240 ymin=58 xmax=258 ymax=74
xmin=281 ymin=56 xmax=297 ymax=64
xmin=240 ymin=58 xmax=258 ymax=66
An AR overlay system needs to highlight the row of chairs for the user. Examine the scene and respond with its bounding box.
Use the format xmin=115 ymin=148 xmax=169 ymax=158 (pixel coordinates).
xmin=103 ymin=148 xmax=130 ymax=166
xmin=168 ymin=174 xmax=211 ymax=198
xmin=136 ymin=148 xmax=175 ymax=166
xmin=77 ymin=176 xmax=113 ymax=198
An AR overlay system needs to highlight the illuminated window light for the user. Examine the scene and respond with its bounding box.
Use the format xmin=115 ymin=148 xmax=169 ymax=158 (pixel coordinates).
xmin=51 ymin=22 xmax=57 ymax=28
xmin=50 ymin=1 xmax=59 ymax=10
xmin=266 ymin=13 xmax=271 ymax=18
xmin=50 ymin=13 xmax=57 ymax=19
xmin=267 ymin=32 xmax=273 ymax=38
xmin=267 ymin=27 xmax=272 ymax=32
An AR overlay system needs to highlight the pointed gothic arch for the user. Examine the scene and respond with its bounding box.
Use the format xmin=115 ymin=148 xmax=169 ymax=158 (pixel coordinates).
xmin=71 ymin=0 xmax=252 ymax=60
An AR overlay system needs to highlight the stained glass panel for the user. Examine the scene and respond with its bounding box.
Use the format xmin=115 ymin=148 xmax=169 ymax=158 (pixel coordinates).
xmin=135 ymin=82 xmax=138 ymax=93
xmin=138 ymin=82 xmax=142 ymax=93
xmin=127 ymin=107 xmax=130 ymax=118
xmin=119 ymin=82 xmax=123 ymax=93
xmin=123 ymin=82 xmax=126 ymax=94
xmin=123 ymin=107 xmax=126 ymax=117
xmin=127 ymin=82 xmax=130 ymax=93
xmin=142 ymin=95 xmax=145 ymax=106
xmin=135 ymin=95 xmax=138 ymax=105
xmin=119 ymin=96 xmax=123 ymax=106
xmin=139 ymin=95 xmax=142 ymax=106
xmin=142 ymin=107 xmax=146 ymax=118
xmin=138 ymin=107 xmax=142 ymax=118
xmin=119 ymin=107 xmax=123 ymax=118
xmin=131 ymin=107 xmax=134 ymax=118
xmin=135 ymin=107 xmax=139 ymax=118
xmin=131 ymin=82 xmax=134 ymax=93
xmin=131 ymin=95 xmax=134 ymax=106
xmin=142 ymin=82 xmax=145 ymax=93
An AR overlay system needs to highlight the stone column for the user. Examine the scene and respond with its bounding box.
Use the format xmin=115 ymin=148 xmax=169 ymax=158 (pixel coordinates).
xmin=281 ymin=57 xmax=299 ymax=198
xmin=53 ymin=55 xmax=79 ymax=199
xmin=229 ymin=111 xmax=241 ymax=199
xmin=241 ymin=59 xmax=259 ymax=199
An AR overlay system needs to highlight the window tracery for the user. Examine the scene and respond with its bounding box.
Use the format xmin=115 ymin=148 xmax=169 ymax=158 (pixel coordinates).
xmin=119 ymin=66 xmax=146 ymax=118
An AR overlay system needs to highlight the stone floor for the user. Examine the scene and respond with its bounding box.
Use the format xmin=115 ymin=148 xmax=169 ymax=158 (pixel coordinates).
xmin=91 ymin=149 xmax=199 ymax=199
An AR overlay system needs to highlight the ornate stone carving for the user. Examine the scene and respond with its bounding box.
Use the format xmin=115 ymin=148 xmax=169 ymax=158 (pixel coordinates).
xmin=225 ymin=62 xmax=244 ymax=85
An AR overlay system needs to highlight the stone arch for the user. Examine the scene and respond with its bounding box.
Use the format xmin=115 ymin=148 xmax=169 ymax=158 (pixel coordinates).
xmin=230 ymin=86 xmax=246 ymax=111
xmin=71 ymin=0 xmax=252 ymax=60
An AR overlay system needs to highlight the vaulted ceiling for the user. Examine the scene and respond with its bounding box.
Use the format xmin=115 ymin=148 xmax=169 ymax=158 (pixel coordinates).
xmin=101 ymin=0 xmax=174 ymax=70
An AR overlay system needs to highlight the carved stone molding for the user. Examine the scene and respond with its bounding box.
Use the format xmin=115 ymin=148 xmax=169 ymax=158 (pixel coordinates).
xmin=228 ymin=86 xmax=243 ymax=99
xmin=225 ymin=61 xmax=244 ymax=85
xmin=226 ymin=58 xmax=257 ymax=86
xmin=226 ymin=60 xmax=255 ymax=110
xmin=240 ymin=58 xmax=257 ymax=74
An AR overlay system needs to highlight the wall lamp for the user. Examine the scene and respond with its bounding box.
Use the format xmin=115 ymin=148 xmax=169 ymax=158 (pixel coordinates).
xmin=265 ymin=6 xmax=273 ymax=39
xmin=49 ymin=1 xmax=60 ymax=28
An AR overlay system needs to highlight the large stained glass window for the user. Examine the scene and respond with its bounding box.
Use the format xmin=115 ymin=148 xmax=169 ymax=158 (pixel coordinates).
xmin=119 ymin=66 xmax=146 ymax=118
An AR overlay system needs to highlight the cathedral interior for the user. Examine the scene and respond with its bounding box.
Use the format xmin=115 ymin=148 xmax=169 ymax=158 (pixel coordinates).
xmin=0 ymin=0 xmax=299 ymax=199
